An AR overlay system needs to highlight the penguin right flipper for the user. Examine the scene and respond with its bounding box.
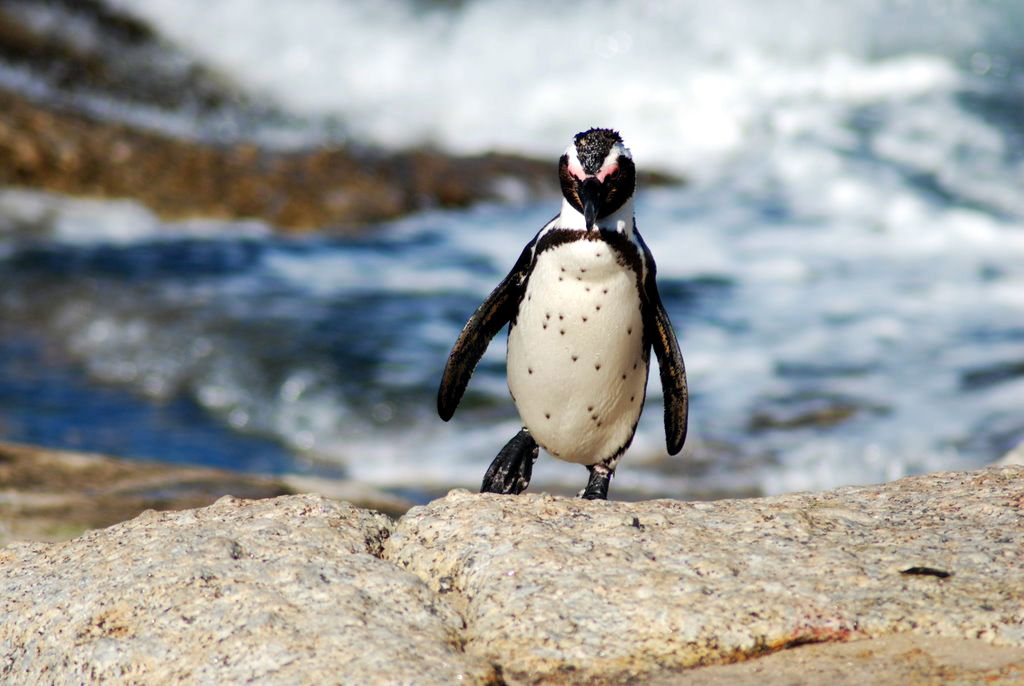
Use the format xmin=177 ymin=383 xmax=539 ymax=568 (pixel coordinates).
xmin=437 ymin=237 xmax=537 ymax=420
xmin=636 ymin=232 xmax=689 ymax=455
xmin=649 ymin=297 xmax=688 ymax=454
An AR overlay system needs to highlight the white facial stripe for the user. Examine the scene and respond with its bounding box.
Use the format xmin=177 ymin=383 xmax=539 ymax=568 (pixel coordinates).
xmin=564 ymin=144 xmax=586 ymax=180
xmin=601 ymin=142 xmax=631 ymax=171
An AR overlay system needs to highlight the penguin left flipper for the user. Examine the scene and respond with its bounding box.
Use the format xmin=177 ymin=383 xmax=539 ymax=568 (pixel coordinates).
xmin=438 ymin=236 xmax=538 ymax=421
xmin=638 ymin=234 xmax=689 ymax=455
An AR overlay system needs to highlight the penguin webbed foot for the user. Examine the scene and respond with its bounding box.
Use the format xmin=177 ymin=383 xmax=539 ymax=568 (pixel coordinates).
xmin=481 ymin=428 xmax=538 ymax=495
xmin=578 ymin=463 xmax=613 ymax=500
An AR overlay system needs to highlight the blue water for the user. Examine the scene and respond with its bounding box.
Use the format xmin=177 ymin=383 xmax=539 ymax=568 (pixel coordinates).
xmin=0 ymin=0 xmax=1022 ymax=498
xmin=0 ymin=334 xmax=314 ymax=475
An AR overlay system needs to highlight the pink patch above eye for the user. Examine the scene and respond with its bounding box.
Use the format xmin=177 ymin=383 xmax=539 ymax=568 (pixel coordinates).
xmin=567 ymin=157 xmax=586 ymax=180
xmin=597 ymin=164 xmax=619 ymax=182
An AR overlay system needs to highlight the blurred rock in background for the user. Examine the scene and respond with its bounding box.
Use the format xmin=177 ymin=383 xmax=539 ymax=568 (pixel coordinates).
xmin=0 ymin=0 xmax=576 ymax=231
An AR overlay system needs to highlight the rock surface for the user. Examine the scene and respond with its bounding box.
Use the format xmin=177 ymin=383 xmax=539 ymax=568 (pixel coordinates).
xmin=387 ymin=466 xmax=1024 ymax=683
xmin=1 ymin=466 xmax=1022 ymax=684
xmin=0 ymin=441 xmax=413 ymax=545
xmin=0 ymin=494 xmax=493 ymax=684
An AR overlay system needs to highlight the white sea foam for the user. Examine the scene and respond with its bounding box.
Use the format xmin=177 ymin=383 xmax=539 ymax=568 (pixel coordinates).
xmin=0 ymin=188 xmax=269 ymax=244
xmin=102 ymin=1 xmax=1015 ymax=171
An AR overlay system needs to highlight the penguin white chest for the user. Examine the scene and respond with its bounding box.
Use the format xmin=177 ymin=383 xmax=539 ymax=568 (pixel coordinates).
xmin=507 ymin=238 xmax=648 ymax=464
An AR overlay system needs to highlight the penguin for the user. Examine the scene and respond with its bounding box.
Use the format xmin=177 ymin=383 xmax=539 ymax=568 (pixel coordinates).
xmin=438 ymin=128 xmax=688 ymax=499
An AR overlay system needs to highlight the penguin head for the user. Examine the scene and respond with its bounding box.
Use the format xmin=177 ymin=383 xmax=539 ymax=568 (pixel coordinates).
xmin=558 ymin=128 xmax=636 ymax=230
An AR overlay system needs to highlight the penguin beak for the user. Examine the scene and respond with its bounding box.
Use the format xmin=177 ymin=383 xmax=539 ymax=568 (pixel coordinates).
xmin=579 ymin=177 xmax=603 ymax=230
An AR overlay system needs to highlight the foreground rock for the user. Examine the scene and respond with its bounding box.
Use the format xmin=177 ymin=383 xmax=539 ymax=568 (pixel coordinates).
xmin=0 ymin=441 xmax=413 ymax=545
xmin=1 ymin=466 xmax=1021 ymax=684
xmin=0 ymin=495 xmax=494 ymax=684
xmin=387 ymin=466 xmax=1024 ymax=683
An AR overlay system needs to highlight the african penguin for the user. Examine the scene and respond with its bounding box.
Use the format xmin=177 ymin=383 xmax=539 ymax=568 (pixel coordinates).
xmin=438 ymin=128 xmax=688 ymax=499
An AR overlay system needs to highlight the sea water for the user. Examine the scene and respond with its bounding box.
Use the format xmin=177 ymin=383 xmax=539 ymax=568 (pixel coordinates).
xmin=0 ymin=0 xmax=1021 ymax=498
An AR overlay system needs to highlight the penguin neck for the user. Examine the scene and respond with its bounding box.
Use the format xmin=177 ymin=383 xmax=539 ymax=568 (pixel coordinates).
xmin=556 ymin=196 xmax=635 ymax=238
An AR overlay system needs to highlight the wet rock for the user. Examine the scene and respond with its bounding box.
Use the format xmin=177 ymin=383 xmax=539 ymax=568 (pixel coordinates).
xmin=0 ymin=494 xmax=494 ymax=684
xmin=0 ymin=88 xmax=563 ymax=232
xmin=748 ymin=392 xmax=888 ymax=431
xmin=0 ymin=0 xmax=652 ymax=233
xmin=0 ymin=441 xmax=414 ymax=545
xmin=0 ymin=2 xmax=680 ymax=232
xmin=386 ymin=466 xmax=1024 ymax=684
xmin=0 ymin=0 xmax=251 ymax=115
xmin=961 ymin=359 xmax=1024 ymax=390
xmin=0 ymin=0 xmax=560 ymax=231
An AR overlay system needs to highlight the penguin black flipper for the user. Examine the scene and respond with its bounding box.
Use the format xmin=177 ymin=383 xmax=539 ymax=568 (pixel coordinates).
xmin=637 ymin=232 xmax=689 ymax=455
xmin=437 ymin=235 xmax=538 ymax=421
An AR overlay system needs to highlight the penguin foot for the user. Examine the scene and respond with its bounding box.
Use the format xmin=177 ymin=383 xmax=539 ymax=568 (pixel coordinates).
xmin=579 ymin=463 xmax=613 ymax=500
xmin=481 ymin=428 xmax=538 ymax=495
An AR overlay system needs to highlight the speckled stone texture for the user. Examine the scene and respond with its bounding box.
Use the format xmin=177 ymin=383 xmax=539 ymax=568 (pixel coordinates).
xmin=2 ymin=468 xmax=1022 ymax=684
xmin=0 ymin=495 xmax=493 ymax=685
xmin=385 ymin=466 xmax=1024 ymax=684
